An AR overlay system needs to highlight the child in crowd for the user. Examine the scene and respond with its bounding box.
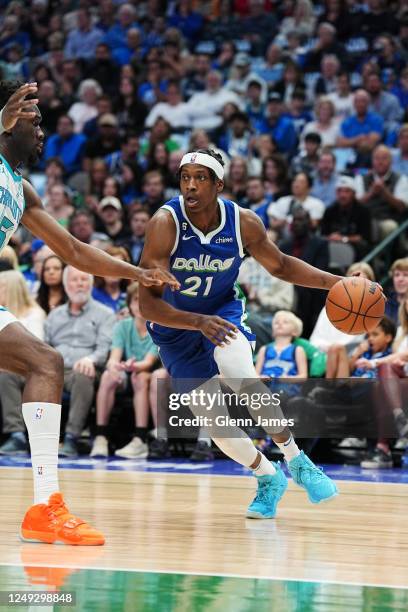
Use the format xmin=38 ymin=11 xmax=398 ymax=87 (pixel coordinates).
xmin=90 ymin=282 xmax=167 ymax=459
xmin=325 ymin=317 xmax=396 ymax=468
xmin=256 ymin=310 xmax=308 ymax=386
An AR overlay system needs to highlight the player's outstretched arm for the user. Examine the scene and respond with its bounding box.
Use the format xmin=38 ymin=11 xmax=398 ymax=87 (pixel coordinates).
xmin=241 ymin=209 xmax=342 ymax=290
xmin=139 ymin=211 xmax=237 ymax=346
xmin=21 ymin=180 xmax=179 ymax=289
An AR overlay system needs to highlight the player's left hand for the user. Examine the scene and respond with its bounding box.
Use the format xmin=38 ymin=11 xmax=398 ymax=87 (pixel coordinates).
xmin=73 ymin=357 xmax=96 ymax=378
xmin=138 ymin=267 xmax=180 ymax=290
xmin=1 ymin=82 xmax=39 ymax=131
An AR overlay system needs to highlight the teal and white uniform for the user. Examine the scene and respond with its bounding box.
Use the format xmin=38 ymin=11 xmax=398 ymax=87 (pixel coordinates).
xmin=0 ymin=153 xmax=25 ymax=333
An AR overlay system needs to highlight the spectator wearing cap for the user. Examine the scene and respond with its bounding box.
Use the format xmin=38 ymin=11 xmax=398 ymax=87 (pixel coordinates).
xmin=43 ymin=115 xmax=86 ymax=177
xmin=391 ymin=124 xmax=408 ymax=176
xmin=218 ymin=112 xmax=252 ymax=159
xmin=145 ymin=80 xmax=190 ymax=130
xmin=64 ymin=8 xmax=103 ymax=60
xmin=311 ymin=150 xmax=339 ymax=208
xmin=83 ymin=114 xmax=121 ymax=170
xmin=268 ymin=172 xmax=325 ymax=239
xmin=365 ymin=71 xmax=403 ymax=135
xmin=326 ymin=71 xmax=354 ymax=120
xmin=291 ymin=133 xmax=321 ymax=177
xmin=282 ymin=89 xmax=312 ymax=138
xmin=355 ymin=144 xmax=408 ymax=241
xmin=336 ymin=89 xmax=384 ymax=163
xmin=97 ymin=196 xmax=130 ymax=243
xmin=186 ymin=70 xmax=242 ymax=132
xmin=321 ymin=175 xmax=372 ymax=259
xmin=68 ymin=79 xmax=102 ymax=134
xmin=226 ymin=52 xmax=268 ymax=104
xmin=252 ymin=42 xmax=284 ymax=87
xmin=259 ymin=91 xmax=297 ymax=157
xmin=302 ymin=97 xmax=340 ymax=149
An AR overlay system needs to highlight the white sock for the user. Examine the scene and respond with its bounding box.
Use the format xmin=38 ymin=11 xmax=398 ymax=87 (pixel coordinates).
xmin=275 ymin=434 xmax=301 ymax=462
xmin=22 ymin=402 xmax=61 ymax=505
xmin=252 ymin=452 xmax=277 ymax=476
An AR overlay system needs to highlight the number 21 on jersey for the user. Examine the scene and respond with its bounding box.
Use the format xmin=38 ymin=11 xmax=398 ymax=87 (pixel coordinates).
xmin=180 ymin=276 xmax=213 ymax=298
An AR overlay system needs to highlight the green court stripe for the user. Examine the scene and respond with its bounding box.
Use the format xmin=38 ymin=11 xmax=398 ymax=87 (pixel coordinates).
xmin=1 ymin=566 xmax=408 ymax=612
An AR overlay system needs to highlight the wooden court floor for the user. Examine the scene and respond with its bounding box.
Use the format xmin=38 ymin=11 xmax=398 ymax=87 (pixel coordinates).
xmin=0 ymin=467 xmax=408 ymax=610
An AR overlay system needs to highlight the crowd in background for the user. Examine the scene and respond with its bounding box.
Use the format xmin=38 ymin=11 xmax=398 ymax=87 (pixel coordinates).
xmin=1 ymin=0 xmax=408 ymax=467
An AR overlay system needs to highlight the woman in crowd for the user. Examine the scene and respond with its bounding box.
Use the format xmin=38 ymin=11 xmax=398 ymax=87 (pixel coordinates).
xmin=36 ymin=254 xmax=67 ymax=315
xmin=90 ymin=282 xmax=166 ymax=459
xmin=262 ymin=153 xmax=290 ymax=200
xmin=225 ymin=156 xmax=249 ymax=202
xmin=302 ymin=97 xmax=340 ymax=149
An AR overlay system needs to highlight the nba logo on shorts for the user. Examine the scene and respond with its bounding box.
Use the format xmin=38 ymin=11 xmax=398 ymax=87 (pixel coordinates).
xmin=37 ymin=466 xmax=43 ymax=475
xmin=35 ymin=407 xmax=43 ymax=419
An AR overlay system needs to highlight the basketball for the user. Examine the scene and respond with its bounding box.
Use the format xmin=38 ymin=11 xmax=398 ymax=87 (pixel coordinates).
xmin=326 ymin=277 xmax=385 ymax=334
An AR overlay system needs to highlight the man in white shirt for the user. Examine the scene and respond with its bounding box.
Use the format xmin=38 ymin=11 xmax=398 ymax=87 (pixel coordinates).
xmin=267 ymin=172 xmax=325 ymax=239
xmin=186 ymin=70 xmax=242 ymax=131
xmin=145 ymin=80 xmax=190 ymax=130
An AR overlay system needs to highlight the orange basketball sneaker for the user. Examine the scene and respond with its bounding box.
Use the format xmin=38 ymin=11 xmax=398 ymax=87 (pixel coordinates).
xmin=20 ymin=492 xmax=105 ymax=546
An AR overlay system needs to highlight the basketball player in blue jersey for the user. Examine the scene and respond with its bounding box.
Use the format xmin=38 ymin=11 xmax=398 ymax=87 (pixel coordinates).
xmin=0 ymin=81 xmax=179 ymax=545
xmin=140 ymin=149 xmax=343 ymax=519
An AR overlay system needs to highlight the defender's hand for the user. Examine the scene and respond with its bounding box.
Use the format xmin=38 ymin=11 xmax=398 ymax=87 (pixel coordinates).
xmin=1 ymin=83 xmax=39 ymax=131
xmin=198 ymin=315 xmax=238 ymax=347
xmin=137 ymin=267 xmax=180 ymax=290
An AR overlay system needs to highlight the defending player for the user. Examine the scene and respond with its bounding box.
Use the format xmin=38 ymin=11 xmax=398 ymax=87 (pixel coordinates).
xmin=140 ymin=149 xmax=342 ymax=519
xmin=0 ymin=81 xmax=179 ymax=545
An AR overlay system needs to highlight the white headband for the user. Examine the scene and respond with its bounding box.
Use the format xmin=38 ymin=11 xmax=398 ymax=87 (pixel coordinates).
xmin=179 ymin=152 xmax=224 ymax=180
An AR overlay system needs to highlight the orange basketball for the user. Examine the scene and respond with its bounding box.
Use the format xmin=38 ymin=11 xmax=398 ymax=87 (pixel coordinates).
xmin=326 ymin=277 xmax=385 ymax=335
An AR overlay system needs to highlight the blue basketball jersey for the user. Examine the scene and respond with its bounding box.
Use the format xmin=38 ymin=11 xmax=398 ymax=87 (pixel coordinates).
xmin=147 ymin=195 xmax=255 ymax=379
xmin=161 ymin=195 xmax=246 ymax=315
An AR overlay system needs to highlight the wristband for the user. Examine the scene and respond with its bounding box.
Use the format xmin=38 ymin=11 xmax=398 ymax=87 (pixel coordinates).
xmin=0 ymin=108 xmax=4 ymax=135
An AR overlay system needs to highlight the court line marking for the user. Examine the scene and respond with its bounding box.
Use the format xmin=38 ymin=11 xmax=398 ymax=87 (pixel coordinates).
xmin=1 ymin=464 xmax=408 ymax=488
xmin=1 ymin=561 xmax=407 ymax=590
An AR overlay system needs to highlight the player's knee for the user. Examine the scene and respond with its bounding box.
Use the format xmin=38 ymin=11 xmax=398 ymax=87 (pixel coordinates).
xmin=32 ymin=344 xmax=64 ymax=381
